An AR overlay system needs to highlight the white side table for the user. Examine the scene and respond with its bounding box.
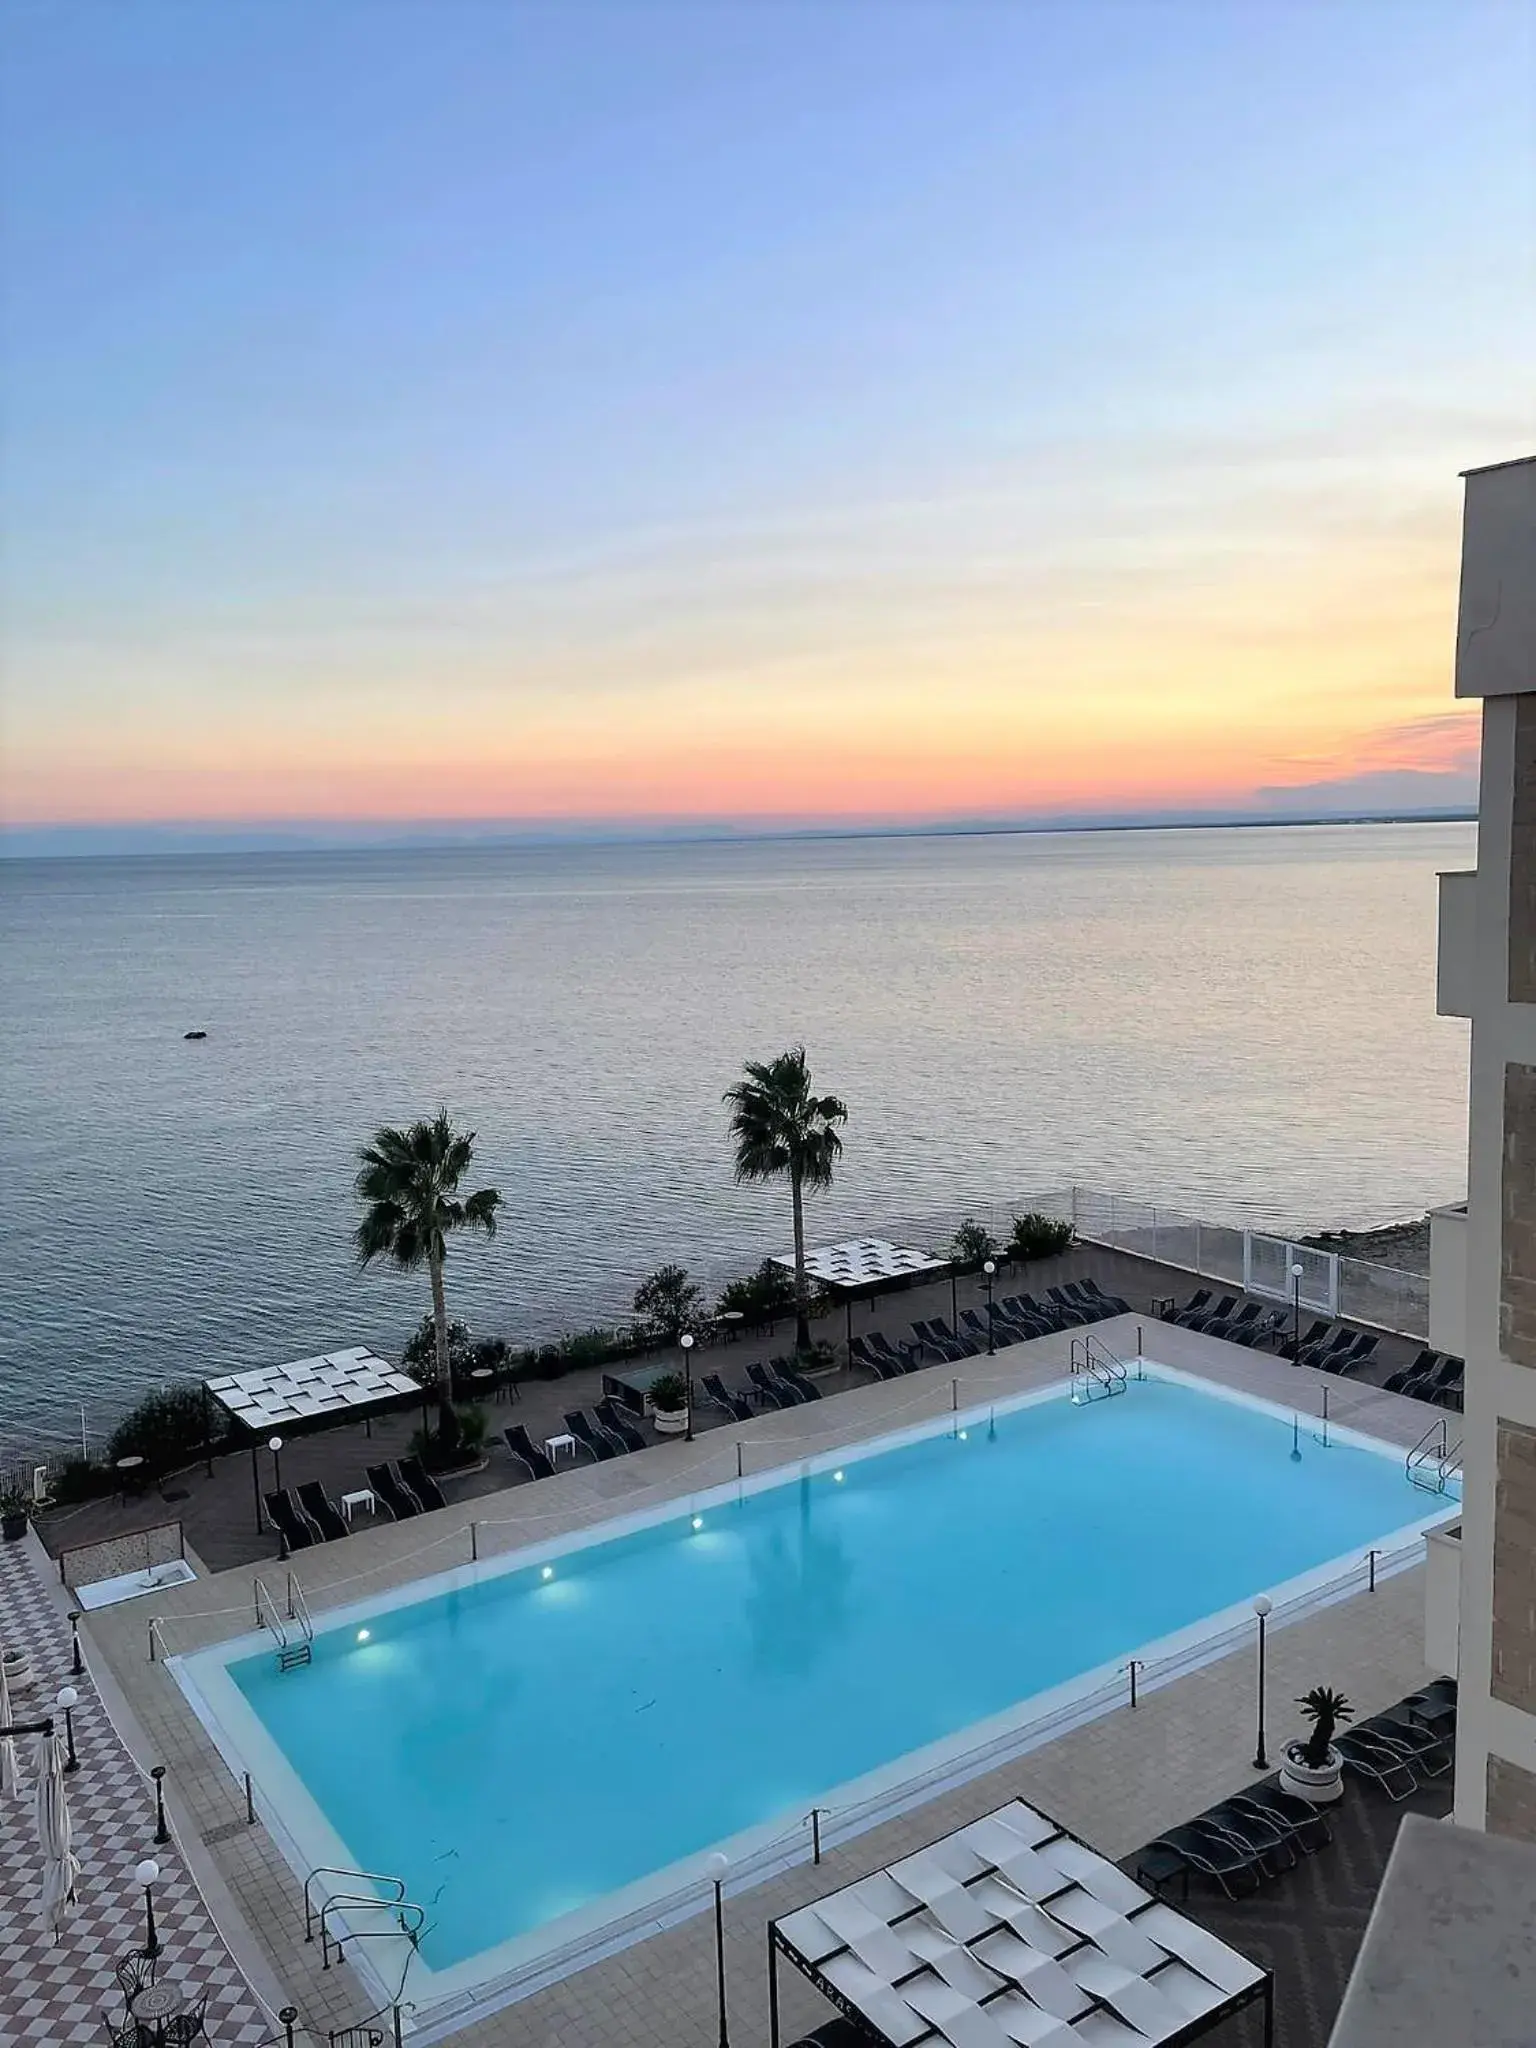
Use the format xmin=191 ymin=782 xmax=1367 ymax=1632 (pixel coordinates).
xmin=544 ymin=1432 xmax=578 ymax=1465
xmin=340 ymin=1488 xmax=376 ymax=1521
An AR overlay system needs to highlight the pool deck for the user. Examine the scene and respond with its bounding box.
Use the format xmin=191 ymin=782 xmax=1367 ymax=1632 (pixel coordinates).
xmin=68 ymin=1315 xmax=1449 ymax=2046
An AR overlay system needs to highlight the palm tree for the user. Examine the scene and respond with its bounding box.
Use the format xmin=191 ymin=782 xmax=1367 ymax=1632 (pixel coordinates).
xmin=354 ymin=1110 xmax=501 ymax=1432
xmin=724 ymin=1046 xmax=848 ymax=1350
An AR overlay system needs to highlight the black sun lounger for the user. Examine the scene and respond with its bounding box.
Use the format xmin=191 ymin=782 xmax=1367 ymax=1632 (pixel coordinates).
xmin=702 ymin=1372 xmax=754 ymax=1419
xmin=265 ymin=1488 xmax=319 ymax=1553
xmin=296 ymin=1480 xmax=349 ymax=1541
xmin=1146 ymin=1822 xmax=1265 ymax=1900
xmin=850 ymin=1337 xmax=900 ymax=1380
xmin=397 ymin=1454 xmax=446 ymax=1511
xmin=746 ymin=1362 xmax=794 ymax=1408
xmin=565 ymin=1409 xmax=623 ymax=1460
xmin=504 ymin=1423 xmax=554 ymax=1480
xmin=596 ymin=1397 xmax=648 ymax=1449
xmin=366 ymin=1461 xmax=423 ymax=1520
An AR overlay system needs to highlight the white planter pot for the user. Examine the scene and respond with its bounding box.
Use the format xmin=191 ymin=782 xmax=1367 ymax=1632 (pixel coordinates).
xmin=1279 ymin=1742 xmax=1345 ymax=1803
xmin=652 ymin=1409 xmax=688 ymax=1436
xmin=2 ymin=1648 xmax=35 ymax=1692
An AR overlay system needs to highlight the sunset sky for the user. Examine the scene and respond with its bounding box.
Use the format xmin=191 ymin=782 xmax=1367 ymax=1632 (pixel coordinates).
xmin=2 ymin=1 xmax=1531 ymax=845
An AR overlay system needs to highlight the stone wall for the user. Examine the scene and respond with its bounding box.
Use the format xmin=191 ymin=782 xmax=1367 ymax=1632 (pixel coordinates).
xmin=1486 ymin=1754 xmax=1536 ymax=1841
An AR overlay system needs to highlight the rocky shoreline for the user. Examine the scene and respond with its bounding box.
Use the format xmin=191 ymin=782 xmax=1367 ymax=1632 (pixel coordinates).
xmin=1299 ymin=1215 xmax=1434 ymax=1274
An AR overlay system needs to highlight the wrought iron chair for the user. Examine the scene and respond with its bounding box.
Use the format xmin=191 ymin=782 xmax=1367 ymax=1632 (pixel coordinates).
xmin=114 ymin=1952 xmax=155 ymax=2005
xmin=164 ymin=1990 xmax=211 ymax=2044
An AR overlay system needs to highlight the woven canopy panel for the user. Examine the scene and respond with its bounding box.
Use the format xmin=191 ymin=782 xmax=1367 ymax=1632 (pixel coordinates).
xmin=772 ymin=1798 xmax=1268 ymax=2048
xmin=770 ymin=1238 xmax=952 ymax=1292
xmin=204 ymin=1347 xmax=418 ymax=1430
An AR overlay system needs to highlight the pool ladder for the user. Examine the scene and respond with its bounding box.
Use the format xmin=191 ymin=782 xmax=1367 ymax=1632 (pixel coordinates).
xmin=304 ymin=1866 xmax=425 ymax=1971
xmin=1070 ymin=1333 xmax=1128 ymax=1403
xmin=254 ymin=1572 xmax=314 ymax=1671
xmin=1407 ymin=1417 xmax=1462 ymax=1494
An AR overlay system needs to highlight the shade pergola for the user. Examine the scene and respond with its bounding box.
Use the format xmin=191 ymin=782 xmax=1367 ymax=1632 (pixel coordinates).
xmin=204 ymin=1346 xmax=422 ymax=1533
xmin=771 ymin=1239 xmax=952 ymax=1293
xmin=770 ymin=1239 xmax=953 ymax=1356
xmin=204 ymin=1346 xmax=417 ymax=1431
xmin=768 ymin=1797 xmax=1271 ymax=2048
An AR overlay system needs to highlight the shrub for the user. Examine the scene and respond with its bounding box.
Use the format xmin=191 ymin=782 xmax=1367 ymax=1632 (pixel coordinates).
xmin=715 ymin=1260 xmax=797 ymax=1323
xmin=401 ymin=1315 xmax=475 ymax=1386
xmin=50 ymin=1459 xmax=115 ymax=1506
xmin=793 ymin=1340 xmax=837 ymax=1373
xmin=632 ymin=1265 xmax=704 ymax=1344
xmin=1009 ymin=1211 xmax=1074 ymax=1262
xmin=950 ymin=1219 xmax=998 ymax=1268
xmin=107 ymin=1384 xmax=221 ymax=1474
xmin=648 ymin=1371 xmax=688 ymax=1411
xmin=409 ymin=1404 xmax=490 ymax=1471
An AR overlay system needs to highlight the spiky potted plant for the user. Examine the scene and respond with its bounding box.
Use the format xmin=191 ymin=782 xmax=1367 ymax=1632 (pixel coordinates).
xmin=1280 ymin=1685 xmax=1353 ymax=1802
xmin=647 ymin=1371 xmax=690 ymax=1437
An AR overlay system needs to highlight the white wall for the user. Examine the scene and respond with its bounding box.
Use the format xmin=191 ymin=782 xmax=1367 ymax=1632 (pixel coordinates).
xmin=1456 ymin=459 xmax=1536 ymax=699
xmin=1430 ymin=1205 xmax=1468 ymax=1361
xmin=1425 ymin=1524 xmax=1462 ymax=1679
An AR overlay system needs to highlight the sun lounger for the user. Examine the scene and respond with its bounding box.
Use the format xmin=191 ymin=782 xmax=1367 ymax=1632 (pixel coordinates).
xmin=1357 ymin=1711 xmax=1451 ymax=1776
xmin=867 ymin=1331 xmax=920 ymax=1374
xmin=1045 ymin=1286 xmax=1092 ymax=1325
xmin=1333 ymin=1332 xmax=1380 ymax=1376
xmin=1001 ymin=1295 xmax=1055 ymax=1336
xmin=596 ymin=1397 xmax=648 ymax=1449
xmin=927 ymin=1314 xmax=980 ymax=1355
xmin=1388 ymin=1347 xmax=1439 ymax=1392
xmin=911 ymin=1319 xmax=966 ymax=1363
xmin=773 ymin=1359 xmax=822 ymax=1400
xmin=366 ymin=1461 xmax=423 ymax=1519
xmin=1080 ymin=1276 xmax=1130 ymax=1314
xmin=959 ymin=1308 xmax=997 ymax=1347
xmin=1206 ymin=1301 xmax=1262 ymax=1340
xmin=1300 ymin=1326 xmax=1354 ymax=1368
xmin=296 ymin=1480 xmax=349 ymax=1541
xmin=702 ymin=1372 xmax=754 ymax=1419
xmin=747 ymin=1362 xmax=795 ymax=1409
xmin=1336 ymin=1729 xmax=1419 ymax=1799
xmin=264 ymin=1488 xmax=319 ymax=1553
xmin=1145 ymin=1822 xmax=1265 ymax=1900
xmin=1232 ymin=1784 xmax=1331 ymax=1852
xmin=397 ymin=1454 xmax=446 ymax=1510
xmin=503 ymin=1423 xmax=555 ymax=1479
xmin=849 ymin=1337 xmax=899 ymax=1379
xmin=1200 ymin=1800 xmax=1296 ymax=1872
xmin=1185 ymin=1294 xmax=1238 ymax=1333
xmin=565 ymin=1409 xmax=623 ymax=1460
xmin=1168 ymin=1288 xmax=1211 ymax=1324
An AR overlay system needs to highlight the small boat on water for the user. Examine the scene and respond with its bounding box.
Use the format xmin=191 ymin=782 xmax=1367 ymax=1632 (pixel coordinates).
xmin=183 ymin=1029 xmax=208 ymax=1040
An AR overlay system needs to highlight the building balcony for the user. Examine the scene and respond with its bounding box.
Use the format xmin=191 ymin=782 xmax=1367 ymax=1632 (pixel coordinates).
xmin=1437 ymin=869 xmax=1477 ymax=1019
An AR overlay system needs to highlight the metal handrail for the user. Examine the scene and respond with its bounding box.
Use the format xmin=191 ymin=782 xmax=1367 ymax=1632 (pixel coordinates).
xmin=285 ymin=1571 xmax=315 ymax=1643
xmin=1406 ymin=1415 xmax=1448 ymax=1477
xmin=319 ymin=1894 xmax=425 ymax=1970
xmin=1069 ymin=1333 xmax=1128 ymax=1401
xmin=253 ymin=1575 xmax=289 ymax=1651
xmin=304 ymin=1866 xmax=406 ymax=1942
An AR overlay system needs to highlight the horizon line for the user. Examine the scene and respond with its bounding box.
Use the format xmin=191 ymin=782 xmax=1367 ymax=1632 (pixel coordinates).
xmin=0 ymin=804 xmax=1478 ymax=862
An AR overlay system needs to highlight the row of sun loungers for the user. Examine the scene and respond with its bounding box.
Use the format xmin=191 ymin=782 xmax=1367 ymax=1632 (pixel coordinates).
xmin=1385 ymin=1346 xmax=1465 ymax=1409
xmin=264 ymin=1455 xmax=446 ymax=1553
xmin=1142 ymin=1682 xmax=1456 ymax=1899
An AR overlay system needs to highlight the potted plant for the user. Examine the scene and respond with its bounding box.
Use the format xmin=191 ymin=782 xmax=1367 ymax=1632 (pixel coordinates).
xmin=647 ymin=1371 xmax=690 ymax=1436
xmin=0 ymin=1483 xmax=29 ymax=1543
xmin=1280 ymin=1685 xmax=1353 ymax=1802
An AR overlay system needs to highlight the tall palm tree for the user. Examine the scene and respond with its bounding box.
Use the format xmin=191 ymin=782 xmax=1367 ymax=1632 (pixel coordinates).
xmin=354 ymin=1110 xmax=501 ymax=1431
xmin=724 ymin=1046 xmax=848 ymax=1350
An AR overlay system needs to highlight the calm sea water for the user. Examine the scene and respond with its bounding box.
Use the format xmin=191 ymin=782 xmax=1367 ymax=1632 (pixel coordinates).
xmin=0 ymin=822 xmax=1471 ymax=1455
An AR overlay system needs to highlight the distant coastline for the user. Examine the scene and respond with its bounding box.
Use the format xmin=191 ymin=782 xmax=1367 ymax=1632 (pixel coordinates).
xmin=0 ymin=807 xmax=1478 ymax=863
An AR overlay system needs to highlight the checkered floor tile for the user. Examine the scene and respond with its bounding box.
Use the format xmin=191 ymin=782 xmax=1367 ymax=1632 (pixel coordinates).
xmin=0 ymin=1543 xmax=277 ymax=2047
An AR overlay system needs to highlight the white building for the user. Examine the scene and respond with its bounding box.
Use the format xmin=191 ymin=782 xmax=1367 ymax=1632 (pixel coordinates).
xmin=1428 ymin=453 xmax=1536 ymax=1839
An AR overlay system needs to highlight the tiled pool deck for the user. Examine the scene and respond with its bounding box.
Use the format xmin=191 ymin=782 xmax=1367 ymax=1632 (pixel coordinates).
xmin=64 ymin=1317 xmax=1446 ymax=2045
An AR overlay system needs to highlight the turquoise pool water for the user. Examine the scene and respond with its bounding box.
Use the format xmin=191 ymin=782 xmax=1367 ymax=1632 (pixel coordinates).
xmin=225 ymin=1377 xmax=1448 ymax=1971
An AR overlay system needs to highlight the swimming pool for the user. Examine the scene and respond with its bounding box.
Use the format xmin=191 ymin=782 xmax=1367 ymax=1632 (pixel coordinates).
xmin=176 ymin=1366 xmax=1456 ymax=2015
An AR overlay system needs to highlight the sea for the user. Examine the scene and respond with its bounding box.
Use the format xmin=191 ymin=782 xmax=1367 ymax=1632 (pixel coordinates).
xmin=0 ymin=821 xmax=1473 ymax=1459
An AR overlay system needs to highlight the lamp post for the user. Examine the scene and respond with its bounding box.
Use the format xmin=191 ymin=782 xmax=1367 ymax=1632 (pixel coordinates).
xmin=983 ymin=1259 xmax=997 ymax=1355
xmin=1251 ymin=1595 xmax=1273 ymax=1770
xmin=705 ymin=1849 xmax=731 ymax=2047
xmin=55 ymin=1685 xmax=79 ymax=1772
xmin=680 ymin=1333 xmax=695 ymax=1443
xmin=67 ymin=1609 xmax=83 ymax=1676
xmin=268 ymin=1435 xmax=284 ymax=1496
xmin=135 ymin=1857 xmax=161 ymax=1960
xmin=152 ymin=1764 xmax=170 ymax=1845
xmin=1289 ymin=1262 xmax=1303 ymax=1364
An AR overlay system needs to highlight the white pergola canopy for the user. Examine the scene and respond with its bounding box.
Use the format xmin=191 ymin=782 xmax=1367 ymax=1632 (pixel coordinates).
xmin=770 ymin=1798 xmax=1269 ymax=2048
xmin=205 ymin=1346 xmax=417 ymax=1431
xmin=771 ymin=1238 xmax=951 ymax=1292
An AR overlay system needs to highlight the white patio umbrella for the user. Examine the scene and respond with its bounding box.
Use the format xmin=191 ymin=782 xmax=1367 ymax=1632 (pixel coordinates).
xmin=0 ymin=1647 xmax=18 ymax=1798
xmin=31 ymin=1727 xmax=80 ymax=1940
